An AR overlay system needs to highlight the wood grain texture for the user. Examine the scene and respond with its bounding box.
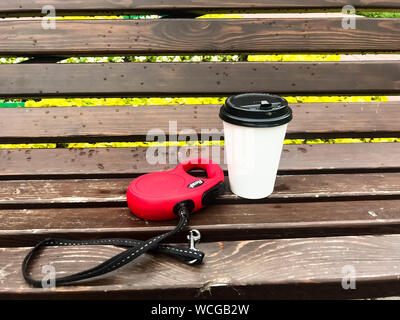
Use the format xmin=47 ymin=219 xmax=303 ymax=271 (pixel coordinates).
xmin=1 ymin=18 xmax=400 ymax=56
xmin=1 ymin=173 xmax=400 ymax=208
xmin=2 ymin=198 xmax=400 ymax=247
xmin=1 ymin=62 xmax=399 ymax=98
xmin=1 ymin=102 xmax=400 ymax=143
xmin=2 ymin=234 xmax=400 ymax=299
xmin=1 ymin=142 xmax=400 ymax=178
xmin=1 ymin=0 xmax=398 ymax=16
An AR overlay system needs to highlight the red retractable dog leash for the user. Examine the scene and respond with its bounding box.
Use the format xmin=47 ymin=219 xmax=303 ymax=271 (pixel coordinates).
xmin=22 ymin=158 xmax=225 ymax=287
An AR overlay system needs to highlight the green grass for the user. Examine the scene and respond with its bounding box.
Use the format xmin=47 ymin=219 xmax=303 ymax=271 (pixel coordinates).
xmin=357 ymin=11 xmax=400 ymax=18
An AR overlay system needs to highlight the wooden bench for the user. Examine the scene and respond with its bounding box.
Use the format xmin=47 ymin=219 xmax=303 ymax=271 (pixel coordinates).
xmin=1 ymin=1 xmax=400 ymax=299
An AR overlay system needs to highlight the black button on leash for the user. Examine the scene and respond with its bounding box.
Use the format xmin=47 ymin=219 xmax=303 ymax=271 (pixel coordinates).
xmin=22 ymin=208 xmax=203 ymax=288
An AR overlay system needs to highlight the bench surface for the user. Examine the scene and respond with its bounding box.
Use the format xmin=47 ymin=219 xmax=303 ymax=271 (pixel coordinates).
xmin=0 ymin=0 xmax=400 ymax=299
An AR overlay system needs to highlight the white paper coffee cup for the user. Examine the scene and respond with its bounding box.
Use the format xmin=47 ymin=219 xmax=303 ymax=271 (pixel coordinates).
xmin=219 ymin=93 xmax=293 ymax=199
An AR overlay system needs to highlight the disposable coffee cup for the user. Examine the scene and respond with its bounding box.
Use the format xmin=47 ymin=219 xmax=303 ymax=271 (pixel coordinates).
xmin=219 ymin=93 xmax=293 ymax=199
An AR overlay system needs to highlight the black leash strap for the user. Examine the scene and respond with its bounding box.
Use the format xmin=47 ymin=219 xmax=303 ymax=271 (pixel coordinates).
xmin=22 ymin=209 xmax=204 ymax=288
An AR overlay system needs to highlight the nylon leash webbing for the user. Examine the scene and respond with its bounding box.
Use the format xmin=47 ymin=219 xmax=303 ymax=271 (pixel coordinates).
xmin=22 ymin=208 xmax=204 ymax=288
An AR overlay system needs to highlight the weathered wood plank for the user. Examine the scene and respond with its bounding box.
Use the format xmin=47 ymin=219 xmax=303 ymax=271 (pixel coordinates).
xmin=1 ymin=62 xmax=399 ymax=98
xmin=1 ymin=18 xmax=400 ymax=56
xmin=1 ymin=198 xmax=400 ymax=246
xmin=1 ymin=0 xmax=398 ymax=16
xmin=1 ymin=173 xmax=400 ymax=207
xmin=1 ymin=102 xmax=399 ymax=143
xmin=2 ymin=234 xmax=400 ymax=299
xmin=0 ymin=143 xmax=399 ymax=178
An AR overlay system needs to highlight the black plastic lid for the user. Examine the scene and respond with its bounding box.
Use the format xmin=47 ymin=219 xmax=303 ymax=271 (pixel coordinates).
xmin=219 ymin=93 xmax=293 ymax=128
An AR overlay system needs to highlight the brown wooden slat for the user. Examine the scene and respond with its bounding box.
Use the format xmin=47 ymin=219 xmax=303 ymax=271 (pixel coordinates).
xmin=1 ymin=0 xmax=398 ymax=16
xmin=1 ymin=173 xmax=400 ymax=208
xmin=1 ymin=18 xmax=400 ymax=56
xmin=8 ymin=102 xmax=400 ymax=141
xmin=1 ymin=61 xmax=400 ymax=98
xmin=2 ymin=234 xmax=400 ymax=299
xmin=1 ymin=102 xmax=400 ymax=143
xmin=1 ymin=142 xmax=399 ymax=178
xmin=2 ymin=198 xmax=400 ymax=247
xmin=1 ymin=172 xmax=400 ymax=246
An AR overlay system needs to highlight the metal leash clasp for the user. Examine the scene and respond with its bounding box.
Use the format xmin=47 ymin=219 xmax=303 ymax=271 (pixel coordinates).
xmin=186 ymin=229 xmax=201 ymax=265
